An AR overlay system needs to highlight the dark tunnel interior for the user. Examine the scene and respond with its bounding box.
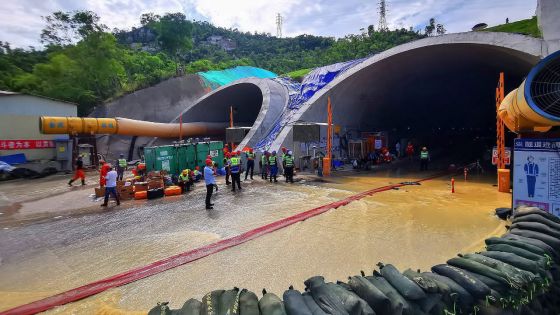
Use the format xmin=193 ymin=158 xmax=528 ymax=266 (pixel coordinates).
xmin=326 ymin=44 xmax=540 ymax=162
xmin=182 ymin=83 xmax=264 ymax=126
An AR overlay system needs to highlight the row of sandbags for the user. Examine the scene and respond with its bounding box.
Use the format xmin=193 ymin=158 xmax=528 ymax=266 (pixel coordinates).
xmin=148 ymin=206 xmax=560 ymax=315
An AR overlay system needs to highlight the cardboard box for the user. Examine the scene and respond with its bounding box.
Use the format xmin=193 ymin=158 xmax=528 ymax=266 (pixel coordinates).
xmin=134 ymin=182 xmax=149 ymax=192
xmin=94 ymin=187 xmax=105 ymax=198
xmin=119 ymin=191 xmax=135 ymax=201
xmin=148 ymin=179 xmax=163 ymax=190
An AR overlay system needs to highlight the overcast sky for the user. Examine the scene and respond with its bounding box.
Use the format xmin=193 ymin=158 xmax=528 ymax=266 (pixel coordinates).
xmin=0 ymin=0 xmax=537 ymax=49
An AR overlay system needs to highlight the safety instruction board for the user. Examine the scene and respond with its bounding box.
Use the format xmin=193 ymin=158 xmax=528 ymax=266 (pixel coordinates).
xmin=513 ymin=139 xmax=560 ymax=217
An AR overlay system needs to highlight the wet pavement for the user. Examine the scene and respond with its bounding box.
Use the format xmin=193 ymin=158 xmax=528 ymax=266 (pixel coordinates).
xmin=0 ymin=167 xmax=510 ymax=314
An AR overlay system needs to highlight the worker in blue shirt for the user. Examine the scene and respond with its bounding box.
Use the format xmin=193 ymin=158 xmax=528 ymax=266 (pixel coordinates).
xmin=204 ymin=159 xmax=216 ymax=210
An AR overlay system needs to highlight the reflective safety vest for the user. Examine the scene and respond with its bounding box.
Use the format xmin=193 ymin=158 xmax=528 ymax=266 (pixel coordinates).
xmin=231 ymin=157 xmax=240 ymax=166
xmin=230 ymin=157 xmax=240 ymax=173
xmin=284 ymin=155 xmax=294 ymax=167
xmin=269 ymin=155 xmax=277 ymax=165
xmin=420 ymin=151 xmax=429 ymax=159
xmin=118 ymin=159 xmax=127 ymax=168
xmin=179 ymin=173 xmax=189 ymax=181
xmin=194 ymin=170 xmax=200 ymax=176
xmin=247 ymin=152 xmax=255 ymax=160
xmin=261 ymin=155 xmax=267 ymax=165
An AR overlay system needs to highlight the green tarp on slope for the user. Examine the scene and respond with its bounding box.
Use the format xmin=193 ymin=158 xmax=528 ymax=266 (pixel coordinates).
xmin=198 ymin=66 xmax=277 ymax=90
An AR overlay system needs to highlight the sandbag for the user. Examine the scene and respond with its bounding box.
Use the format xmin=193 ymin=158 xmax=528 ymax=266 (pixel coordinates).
xmin=148 ymin=302 xmax=173 ymax=315
xmin=512 ymin=213 xmax=560 ymax=232
xmin=487 ymin=236 xmax=553 ymax=259
xmin=259 ymin=290 xmax=287 ymax=315
xmin=511 ymin=221 xmax=560 ymax=239
xmin=485 ymin=243 xmax=549 ymax=264
xmin=461 ymin=253 xmax=537 ymax=287
xmin=431 ymin=264 xmax=492 ymax=299
xmin=305 ymin=276 xmax=349 ymax=315
xmin=402 ymin=269 xmax=439 ymax=293
xmin=504 ymin=233 xmax=560 ymax=264
xmin=420 ymin=272 xmax=474 ymax=310
xmin=366 ymin=273 xmax=425 ymax=315
xmin=461 ymin=269 xmax=508 ymax=295
xmin=379 ymin=263 xmax=426 ymax=300
xmin=283 ymin=288 xmax=312 ymax=315
xmin=336 ymin=280 xmax=353 ymax=291
xmin=415 ymin=293 xmax=442 ymax=314
xmin=239 ymin=290 xmax=260 ymax=315
xmin=348 ymin=275 xmax=391 ymax=315
xmin=178 ymin=299 xmax=202 ymax=315
xmin=222 ymin=288 xmax=242 ymax=315
xmin=302 ymin=292 xmax=328 ymax=315
xmin=328 ymin=283 xmax=375 ymax=315
xmin=514 ymin=206 xmax=560 ymax=224
xmin=508 ymin=229 xmax=560 ymax=251
xmin=201 ymin=290 xmax=225 ymax=315
xmin=480 ymin=250 xmax=548 ymax=278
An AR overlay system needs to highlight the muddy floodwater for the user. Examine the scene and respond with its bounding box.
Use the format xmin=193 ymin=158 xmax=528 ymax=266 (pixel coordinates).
xmin=0 ymin=170 xmax=509 ymax=314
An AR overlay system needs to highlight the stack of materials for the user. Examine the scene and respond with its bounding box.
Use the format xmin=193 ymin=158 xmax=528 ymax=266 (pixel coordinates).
xmin=148 ymin=206 xmax=560 ymax=314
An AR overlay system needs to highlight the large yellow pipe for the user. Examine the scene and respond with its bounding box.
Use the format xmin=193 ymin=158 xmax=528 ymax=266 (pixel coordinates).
xmin=499 ymin=50 xmax=560 ymax=133
xmin=39 ymin=117 xmax=228 ymax=138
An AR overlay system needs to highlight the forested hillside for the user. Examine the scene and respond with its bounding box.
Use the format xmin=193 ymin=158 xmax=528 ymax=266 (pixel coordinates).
xmin=1 ymin=10 xmax=425 ymax=115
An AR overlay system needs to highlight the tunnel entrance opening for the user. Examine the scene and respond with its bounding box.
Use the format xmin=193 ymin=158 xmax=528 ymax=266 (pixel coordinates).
xmin=320 ymin=44 xmax=540 ymax=163
xmin=181 ymin=83 xmax=264 ymax=141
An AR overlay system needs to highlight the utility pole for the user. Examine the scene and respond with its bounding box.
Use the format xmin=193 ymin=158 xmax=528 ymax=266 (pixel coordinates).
xmin=378 ymin=0 xmax=388 ymax=31
xmin=276 ymin=13 xmax=283 ymax=38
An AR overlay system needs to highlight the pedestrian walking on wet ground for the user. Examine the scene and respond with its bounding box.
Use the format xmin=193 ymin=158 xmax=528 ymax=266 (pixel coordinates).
xmin=204 ymin=159 xmax=216 ymax=210
xmin=68 ymin=156 xmax=86 ymax=186
xmin=101 ymin=167 xmax=120 ymax=207
xmin=99 ymin=160 xmax=111 ymax=187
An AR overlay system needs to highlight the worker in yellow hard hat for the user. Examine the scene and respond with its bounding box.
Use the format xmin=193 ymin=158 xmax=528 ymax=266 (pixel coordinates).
xmin=178 ymin=169 xmax=193 ymax=193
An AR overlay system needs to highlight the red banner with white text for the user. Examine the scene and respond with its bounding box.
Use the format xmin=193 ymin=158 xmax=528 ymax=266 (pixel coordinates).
xmin=0 ymin=140 xmax=56 ymax=150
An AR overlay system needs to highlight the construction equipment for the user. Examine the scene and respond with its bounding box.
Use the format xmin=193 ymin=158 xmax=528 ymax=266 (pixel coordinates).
xmin=39 ymin=117 xmax=228 ymax=138
xmin=498 ymin=50 xmax=560 ymax=133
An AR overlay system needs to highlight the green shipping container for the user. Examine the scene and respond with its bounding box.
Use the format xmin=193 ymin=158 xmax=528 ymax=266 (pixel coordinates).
xmin=154 ymin=145 xmax=178 ymax=174
xmin=144 ymin=141 xmax=224 ymax=174
xmin=144 ymin=147 xmax=156 ymax=173
xmin=176 ymin=144 xmax=197 ymax=172
xmin=195 ymin=141 xmax=224 ymax=169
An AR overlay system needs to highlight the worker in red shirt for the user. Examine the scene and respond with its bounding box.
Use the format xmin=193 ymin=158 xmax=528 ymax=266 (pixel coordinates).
xmin=406 ymin=142 xmax=415 ymax=161
xmin=99 ymin=160 xmax=111 ymax=187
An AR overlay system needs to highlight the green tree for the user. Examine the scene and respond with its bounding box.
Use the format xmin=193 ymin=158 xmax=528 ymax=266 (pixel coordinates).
xmin=40 ymin=10 xmax=107 ymax=46
xmin=148 ymin=13 xmax=193 ymax=72
xmin=425 ymin=18 xmax=436 ymax=36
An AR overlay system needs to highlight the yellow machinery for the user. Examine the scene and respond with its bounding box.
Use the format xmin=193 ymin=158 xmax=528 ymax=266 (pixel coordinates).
xmin=39 ymin=117 xmax=228 ymax=138
xmin=499 ymin=50 xmax=560 ymax=133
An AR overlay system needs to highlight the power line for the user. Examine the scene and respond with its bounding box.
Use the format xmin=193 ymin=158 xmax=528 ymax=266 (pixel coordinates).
xmin=378 ymin=0 xmax=388 ymax=31
xmin=276 ymin=13 xmax=283 ymax=38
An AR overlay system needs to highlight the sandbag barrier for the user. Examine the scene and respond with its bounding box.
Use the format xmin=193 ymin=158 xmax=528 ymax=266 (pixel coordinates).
xmin=149 ymin=206 xmax=560 ymax=315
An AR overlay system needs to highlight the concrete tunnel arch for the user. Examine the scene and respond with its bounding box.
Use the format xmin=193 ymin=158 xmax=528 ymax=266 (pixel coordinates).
xmin=150 ymin=78 xmax=287 ymax=147
xmin=269 ymin=32 xmax=544 ymax=161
